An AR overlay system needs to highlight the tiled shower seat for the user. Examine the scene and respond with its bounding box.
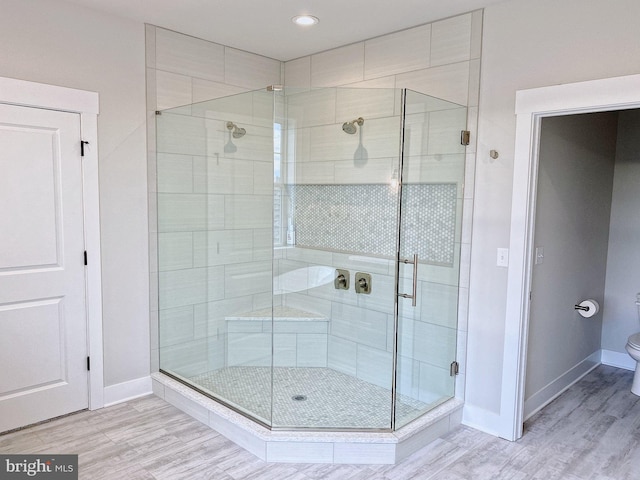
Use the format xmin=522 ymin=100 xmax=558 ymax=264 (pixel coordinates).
xmin=226 ymin=306 xmax=329 ymax=367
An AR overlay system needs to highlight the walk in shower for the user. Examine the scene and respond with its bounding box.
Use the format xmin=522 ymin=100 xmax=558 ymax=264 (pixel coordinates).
xmin=155 ymin=86 xmax=466 ymax=432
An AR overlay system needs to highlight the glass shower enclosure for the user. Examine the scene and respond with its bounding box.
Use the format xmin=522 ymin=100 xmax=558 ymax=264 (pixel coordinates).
xmin=155 ymin=86 xmax=467 ymax=431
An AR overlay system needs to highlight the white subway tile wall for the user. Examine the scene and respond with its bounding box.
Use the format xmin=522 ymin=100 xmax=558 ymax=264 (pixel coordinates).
xmin=283 ymin=57 xmax=311 ymax=90
xmin=364 ymin=25 xmax=431 ymax=80
xmin=155 ymin=28 xmax=225 ymax=82
xmin=430 ymin=13 xmax=473 ymax=67
xmin=395 ymin=62 xmax=470 ymax=106
xmin=149 ymin=27 xmax=280 ymax=379
xmin=148 ymin=7 xmax=481 ymax=423
xmin=224 ymin=48 xmax=282 ymax=90
xmin=156 ymin=70 xmax=192 ymax=111
xmin=311 ymin=43 xmax=365 ymax=87
xmin=279 ymin=9 xmax=480 ymax=410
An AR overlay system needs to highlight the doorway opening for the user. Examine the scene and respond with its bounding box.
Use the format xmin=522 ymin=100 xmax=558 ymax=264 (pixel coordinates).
xmin=525 ymin=109 xmax=640 ymax=420
xmin=500 ymin=74 xmax=640 ymax=441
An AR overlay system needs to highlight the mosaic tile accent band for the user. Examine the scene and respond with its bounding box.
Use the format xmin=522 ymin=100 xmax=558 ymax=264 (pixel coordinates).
xmin=289 ymin=184 xmax=457 ymax=266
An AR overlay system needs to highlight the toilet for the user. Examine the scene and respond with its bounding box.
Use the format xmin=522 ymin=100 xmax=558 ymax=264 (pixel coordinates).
xmin=626 ymin=294 xmax=640 ymax=396
xmin=626 ymin=333 xmax=640 ymax=396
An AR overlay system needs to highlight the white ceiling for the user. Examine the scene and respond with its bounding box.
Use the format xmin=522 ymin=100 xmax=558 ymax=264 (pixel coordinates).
xmin=63 ymin=0 xmax=505 ymax=61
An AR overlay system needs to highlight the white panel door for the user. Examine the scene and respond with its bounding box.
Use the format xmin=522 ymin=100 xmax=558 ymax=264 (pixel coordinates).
xmin=0 ymin=103 xmax=88 ymax=432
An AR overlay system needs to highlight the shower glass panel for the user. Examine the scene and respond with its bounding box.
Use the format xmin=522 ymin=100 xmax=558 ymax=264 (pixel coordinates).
xmin=156 ymin=89 xmax=276 ymax=425
xmin=156 ymin=86 xmax=466 ymax=432
xmin=273 ymin=87 xmax=403 ymax=429
xmin=395 ymin=90 xmax=467 ymax=429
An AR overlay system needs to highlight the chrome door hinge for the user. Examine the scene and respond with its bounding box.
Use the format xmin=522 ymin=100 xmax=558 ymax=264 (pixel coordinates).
xmin=450 ymin=361 xmax=459 ymax=377
xmin=460 ymin=130 xmax=471 ymax=146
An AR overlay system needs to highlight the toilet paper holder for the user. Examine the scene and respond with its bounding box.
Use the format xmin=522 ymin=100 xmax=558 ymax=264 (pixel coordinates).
xmin=574 ymin=299 xmax=600 ymax=318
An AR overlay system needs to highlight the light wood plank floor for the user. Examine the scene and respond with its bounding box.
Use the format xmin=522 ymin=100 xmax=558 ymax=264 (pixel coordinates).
xmin=1 ymin=365 xmax=639 ymax=479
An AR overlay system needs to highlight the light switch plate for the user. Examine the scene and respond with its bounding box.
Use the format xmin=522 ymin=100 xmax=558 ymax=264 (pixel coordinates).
xmin=497 ymin=248 xmax=509 ymax=267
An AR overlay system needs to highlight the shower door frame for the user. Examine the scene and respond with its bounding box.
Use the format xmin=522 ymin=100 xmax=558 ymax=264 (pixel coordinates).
xmin=391 ymin=88 xmax=466 ymax=431
xmin=390 ymin=88 xmax=408 ymax=432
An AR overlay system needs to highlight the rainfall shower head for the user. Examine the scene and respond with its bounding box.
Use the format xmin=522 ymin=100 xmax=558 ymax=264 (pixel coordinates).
xmin=226 ymin=121 xmax=246 ymax=138
xmin=342 ymin=117 xmax=364 ymax=134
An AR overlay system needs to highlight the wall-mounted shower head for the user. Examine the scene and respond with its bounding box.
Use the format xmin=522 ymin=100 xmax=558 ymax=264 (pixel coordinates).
xmin=342 ymin=117 xmax=364 ymax=134
xmin=226 ymin=121 xmax=246 ymax=138
xmin=342 ymin=122 xmax=357 ymax=135
xmin=224 ymin=121 xmax=246 ymax=153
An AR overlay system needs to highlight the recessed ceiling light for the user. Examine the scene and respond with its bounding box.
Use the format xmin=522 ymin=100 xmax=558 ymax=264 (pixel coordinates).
xmin=292 ymin=15 xmax=319 ymax=26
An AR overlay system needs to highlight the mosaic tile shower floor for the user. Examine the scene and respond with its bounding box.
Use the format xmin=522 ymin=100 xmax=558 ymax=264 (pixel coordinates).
xmin=190 ymin=367 xmax=427 ymax=429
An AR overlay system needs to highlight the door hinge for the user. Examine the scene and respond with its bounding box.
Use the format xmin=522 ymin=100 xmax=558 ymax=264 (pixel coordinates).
xmin=80 ymin=140 xmax=89 ymax=157
xmin=87 ymin=356 xmax=91 ymax=371
xmin=84 ymin=251 xmax=88 ymax=266
xmin=460 ymin=130 xmax=471 ymax=146
xmin=450 ymin=361 xmax=459 ymax=377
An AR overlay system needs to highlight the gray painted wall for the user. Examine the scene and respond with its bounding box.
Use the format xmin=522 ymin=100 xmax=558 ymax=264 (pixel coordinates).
xmin=3 ymin=0 xmax=640 ymax=431
xmin=602 ymin=110 xmax=640 ymax=353
xmin=466 ymin=0 xmax=640 ymax=428
xmin=0 ymin=0 xmax=150 ymax=387
xmin=525 ymin=113 xmax=618 ymax=409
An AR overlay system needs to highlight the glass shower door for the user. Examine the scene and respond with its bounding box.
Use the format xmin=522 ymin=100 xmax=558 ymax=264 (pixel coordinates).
xmin=394 ymin=90 xmax=467 ymax=429
xmin=271 ymin=86 xmax=403 ymax=429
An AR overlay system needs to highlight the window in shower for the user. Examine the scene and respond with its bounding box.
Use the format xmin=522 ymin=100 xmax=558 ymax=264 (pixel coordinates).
xmin=273 ymin=121 xmax=283 ymax=247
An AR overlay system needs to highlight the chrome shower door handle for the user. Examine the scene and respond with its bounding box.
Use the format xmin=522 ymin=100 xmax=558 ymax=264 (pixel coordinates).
xmin=398 ymin=253 xmax=418 ymax=307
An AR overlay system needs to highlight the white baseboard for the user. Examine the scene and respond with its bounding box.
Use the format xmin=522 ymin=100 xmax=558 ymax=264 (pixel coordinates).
xmin=461 ymin=404 xmax=504 ymax=438
xmin=103 ymin=376 xmax=153 ymax=407
xmin=523 ymin=350 xmax=600 ymax=421
xmin=601 ymin=349 xmax=636 ymax=371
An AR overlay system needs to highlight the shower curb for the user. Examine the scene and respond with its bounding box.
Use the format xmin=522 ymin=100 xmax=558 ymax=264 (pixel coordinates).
xmin=151 ymin=372 xmax=463 ymax=464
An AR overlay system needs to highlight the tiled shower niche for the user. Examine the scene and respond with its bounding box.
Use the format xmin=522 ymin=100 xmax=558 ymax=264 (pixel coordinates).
xmin=290 ymin=183 xmax=457 ymax=265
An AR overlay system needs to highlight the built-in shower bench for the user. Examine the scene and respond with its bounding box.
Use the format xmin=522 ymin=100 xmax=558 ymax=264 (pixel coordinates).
xmin=225 ymin=306 xmax=328 ymax=367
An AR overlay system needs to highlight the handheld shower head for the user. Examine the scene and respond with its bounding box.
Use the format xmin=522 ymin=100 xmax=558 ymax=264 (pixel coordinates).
xmin=342 ymin=117 xmax=364 ymax=135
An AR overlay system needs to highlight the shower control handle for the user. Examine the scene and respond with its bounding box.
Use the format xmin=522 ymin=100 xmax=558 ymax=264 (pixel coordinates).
xmin=334 ymin=269 xmax=349 ymax=290
xmin=398 ymin=254 xmax=419 ymax=307
xmin=354 ymin=272 xmax=371 ymax=294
